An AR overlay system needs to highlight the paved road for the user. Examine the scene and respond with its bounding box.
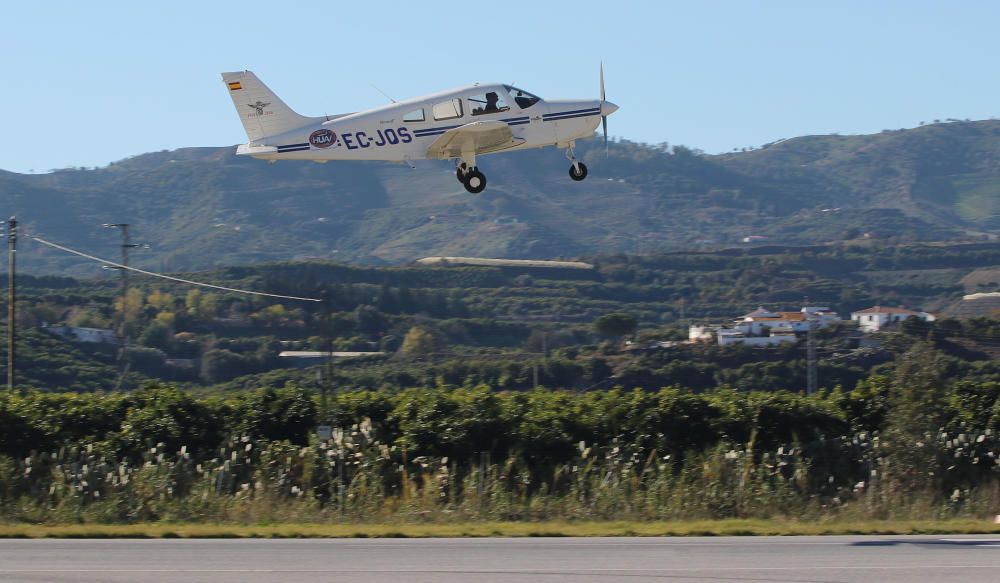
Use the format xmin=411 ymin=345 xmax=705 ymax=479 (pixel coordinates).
xmin=1 ymin=535 xmax=999 ymax=582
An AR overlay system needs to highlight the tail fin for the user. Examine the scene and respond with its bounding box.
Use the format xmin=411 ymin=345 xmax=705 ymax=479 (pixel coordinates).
xmin=221 ymin=71 xmax=313 ymax=143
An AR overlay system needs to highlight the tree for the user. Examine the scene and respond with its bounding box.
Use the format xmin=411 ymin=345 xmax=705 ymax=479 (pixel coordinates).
xmin=155 ymin=311 xmax=176 ymax=328
xmin=67 ymin=308 xmax=109 ymax=329
xmin=353 ymin=305 xmax=387 ymax=335
xmin=116 ymin=386 xmax=224 ymax=459
xmin=185 ymin=289 xmax=202 ymax=315
xmin=125 ymin=346 xmax=168 ymax=376
xmin=594 ymin=313 xmax=638 ymax=340
xmin=114 ymin=287 xmax=145 ymax=324
xmin=201 ymin=349 xmax=254 ymax=383
xmin=254 ymin=304 xmax=289 ymax=327
xmin=186 ymin=289 xmax=219 ymax=321
xmin=147 ymin=289 xmax=175 ymax=311
xmin=400 ymin=326 xmax=445 ymax=358
xmin=138 ymin=320 xmax=173 ymax=351
xmin=882 ymin=342 xmax=949 ymax=493
xmin=231 ymin=386 xmax=317 ymax=444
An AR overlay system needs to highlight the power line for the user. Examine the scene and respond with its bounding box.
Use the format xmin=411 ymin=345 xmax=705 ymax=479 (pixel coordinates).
xmin=30 ymin=235 xmax=321 ymax=303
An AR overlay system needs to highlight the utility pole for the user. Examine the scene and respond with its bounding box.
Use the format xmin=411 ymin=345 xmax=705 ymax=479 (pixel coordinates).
xmin=7 ymin=216 xmax=16 ymax=392
xmin=103 ymin=224 xmax=146 ymax=389
xmin=802 ymin=295 xmax=818 ymax=396
xmin=323 ymin=293 xmax=333 ymax=428
xmin=314 ymin=291 xmax=334 ymax=441
xmin=806 ymin=323 xmax=818 ymax=395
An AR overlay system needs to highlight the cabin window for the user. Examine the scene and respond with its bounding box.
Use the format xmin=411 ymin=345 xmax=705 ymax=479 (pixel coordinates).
xmin=469 ymin=91 xmax=510 ymax=116
xmin=403 ymin=108 xmax=425 ymax=122
xmin=432 ymin=98 xmax=463 ymax=121
xmin=504 ymin=85 xmax=541 ymax=109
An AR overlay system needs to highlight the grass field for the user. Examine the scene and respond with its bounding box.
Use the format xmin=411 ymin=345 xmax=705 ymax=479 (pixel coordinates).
xmin=1 ymin=519 xmax=998 ymax=539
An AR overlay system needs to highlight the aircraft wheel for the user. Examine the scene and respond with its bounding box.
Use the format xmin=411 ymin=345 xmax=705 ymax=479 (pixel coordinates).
xmin=569 ymin=162 xmax=588 ymax=181
xmin=456 ymin=163 xmax=468 ymax=183
xmin=463 ymin=168 xmax=487 ymax=193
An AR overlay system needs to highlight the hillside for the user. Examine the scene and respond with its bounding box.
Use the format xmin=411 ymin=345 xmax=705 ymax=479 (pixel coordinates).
xmin=2 ymin=120 xmax=1000 ymax=274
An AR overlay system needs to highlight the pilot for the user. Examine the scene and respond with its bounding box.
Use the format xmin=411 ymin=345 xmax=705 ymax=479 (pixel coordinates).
xmin=483 ymin=92 xmax=500 ymax=114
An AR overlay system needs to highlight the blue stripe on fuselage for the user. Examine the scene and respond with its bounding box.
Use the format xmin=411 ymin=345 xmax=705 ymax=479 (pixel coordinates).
xmin=543 ymin=110 xmax=601 ymax=122
xmin=542 ymin=107 xmax=601 ymax=119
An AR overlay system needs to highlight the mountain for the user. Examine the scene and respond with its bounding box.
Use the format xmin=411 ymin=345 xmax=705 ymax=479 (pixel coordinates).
xmin=2 ymin=120 xmax=999 ymax=274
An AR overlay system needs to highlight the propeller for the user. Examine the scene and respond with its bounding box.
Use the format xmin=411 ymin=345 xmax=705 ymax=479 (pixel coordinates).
xmin=600 ymin=62 xmax=608 ymax=156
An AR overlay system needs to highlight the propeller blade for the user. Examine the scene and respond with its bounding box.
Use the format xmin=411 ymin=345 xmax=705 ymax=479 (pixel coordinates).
xmin=600 ymin=61 xmax=605 ymax=103
xmin=602 ymin=116 xmax=608 ymax=157
xmin=600 ymin=62 xmax=608 ymax=157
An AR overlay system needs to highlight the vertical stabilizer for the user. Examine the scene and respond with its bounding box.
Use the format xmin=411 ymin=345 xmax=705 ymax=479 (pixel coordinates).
xmin=221 ymin=71 xmax=313 ymax=143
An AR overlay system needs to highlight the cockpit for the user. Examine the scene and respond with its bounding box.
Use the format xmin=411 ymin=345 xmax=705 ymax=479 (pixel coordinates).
xmin=469 ymin=91 xmax=510 ymax=116
xmin=503 ymin=85 xmax=541 ymax=109
xmin=469 ymin=86 xmax=542 ymax=116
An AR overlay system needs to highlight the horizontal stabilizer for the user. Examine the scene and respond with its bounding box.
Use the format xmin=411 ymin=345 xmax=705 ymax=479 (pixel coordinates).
xmin=235 ymin=144 xmax=278 ymax=156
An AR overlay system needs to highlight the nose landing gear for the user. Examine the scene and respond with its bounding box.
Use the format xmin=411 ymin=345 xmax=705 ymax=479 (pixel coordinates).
xmin=566 ymin=143 xmax=588 ymax=182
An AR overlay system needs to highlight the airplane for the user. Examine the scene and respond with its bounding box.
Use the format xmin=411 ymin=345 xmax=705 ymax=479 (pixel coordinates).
xmin=221 ymin=68 xmax=618 ymax=193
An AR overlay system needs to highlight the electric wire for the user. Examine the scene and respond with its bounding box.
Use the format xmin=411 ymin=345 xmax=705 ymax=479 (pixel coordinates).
xmin=30 ymin=235 xmax=321 ymax=303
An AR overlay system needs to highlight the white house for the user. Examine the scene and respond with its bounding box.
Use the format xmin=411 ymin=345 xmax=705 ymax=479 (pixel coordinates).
xmin=688 ymin=326 xmax=715 ymax=342
xmin=802 ymin=306 xmax=842 ymax=327
xmin=691 ymin=306 xmax=843 ymax=346
xmin=732 ymin=306 xmax=842 ymax=336
xmin=850 ymin=306 xmax=935 ymax=333
xmin=717 ymin=329 xmax=797 ymax=347
xmin=46 ymin=325 xmax=118 ymax=344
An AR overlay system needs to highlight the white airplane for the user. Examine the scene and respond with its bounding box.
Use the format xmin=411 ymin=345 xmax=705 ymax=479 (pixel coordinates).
xmin=221 ymin=69 xmax=618 ymax=193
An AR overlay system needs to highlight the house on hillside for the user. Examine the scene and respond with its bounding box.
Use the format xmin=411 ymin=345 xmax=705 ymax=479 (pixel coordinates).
xmin=45 ymin=325 xmax=118 ymax=345
xmin=733 ymin=306 xmax=841 ymax=336
xmin=691 ymin=306 xmax=842 ymax=346
xmin=850 ymin=306 xmax=935 ymax=332
xmin=717 ymin=328 xmax=797 ymax=347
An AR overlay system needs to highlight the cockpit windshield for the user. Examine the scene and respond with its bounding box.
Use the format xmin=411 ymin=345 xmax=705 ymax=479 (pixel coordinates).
xmin=504 ymin=85 xmax=541 ymax=109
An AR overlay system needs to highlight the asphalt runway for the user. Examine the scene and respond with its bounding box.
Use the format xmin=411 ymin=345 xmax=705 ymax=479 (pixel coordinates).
xmin=1 ymin=535 xmax=999 ymax=582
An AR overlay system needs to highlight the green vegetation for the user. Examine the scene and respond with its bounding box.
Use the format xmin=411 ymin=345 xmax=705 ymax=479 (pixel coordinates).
xmin=0 ymin=351 xmax=998 ymax=526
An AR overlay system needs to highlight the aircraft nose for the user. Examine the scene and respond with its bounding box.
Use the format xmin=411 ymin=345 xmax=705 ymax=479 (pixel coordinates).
xmin=601 ymin=101 xmax=619 ymax=116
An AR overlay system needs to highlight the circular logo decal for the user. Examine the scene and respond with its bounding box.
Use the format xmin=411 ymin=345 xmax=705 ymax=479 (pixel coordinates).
xmin=309 ymin=129 xmax=337 ymax=148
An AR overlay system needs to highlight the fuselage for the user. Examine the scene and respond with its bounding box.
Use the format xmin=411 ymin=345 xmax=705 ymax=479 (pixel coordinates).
xmin=237 ymin=83 xmax=611 ymax=163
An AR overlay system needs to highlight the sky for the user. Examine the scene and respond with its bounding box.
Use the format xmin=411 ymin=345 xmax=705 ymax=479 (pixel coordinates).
xmin=2 ymin=0 xmax=998 ymax=173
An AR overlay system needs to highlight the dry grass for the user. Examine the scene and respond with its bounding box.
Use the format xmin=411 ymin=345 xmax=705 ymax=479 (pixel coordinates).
xmin=0 ymin=519 xmax=998 ymax=539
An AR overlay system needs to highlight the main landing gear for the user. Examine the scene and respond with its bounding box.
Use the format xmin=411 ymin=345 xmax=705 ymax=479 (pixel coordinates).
xmin=455 ymin=141 xmax=590 ymax=194
xmin=566 ymin=144 xmax=588 ymax=182
xmin=457 ymin=162 xmax=487 ymax=194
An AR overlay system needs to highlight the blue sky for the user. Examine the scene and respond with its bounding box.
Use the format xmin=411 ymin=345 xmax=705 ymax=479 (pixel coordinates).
xmin=2 ymin=0 xmax=998 ymax=173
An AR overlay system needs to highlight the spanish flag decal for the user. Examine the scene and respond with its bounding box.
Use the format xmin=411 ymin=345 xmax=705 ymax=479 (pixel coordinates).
xmin=228 ymin=82 xmax=242 ymax=91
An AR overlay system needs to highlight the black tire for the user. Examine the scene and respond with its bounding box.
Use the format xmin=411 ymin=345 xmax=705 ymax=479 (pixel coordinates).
xmin=463 ymin=168 xmax=487 ymax=193
xmin=569 ymin=162 xmax=588 ymax=181
xmin=456 ymin=163 xmax=468 ymax=183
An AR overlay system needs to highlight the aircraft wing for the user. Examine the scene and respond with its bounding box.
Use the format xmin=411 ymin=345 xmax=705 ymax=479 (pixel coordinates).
xmin=425 ymin=121 xmax=524 ymax=159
